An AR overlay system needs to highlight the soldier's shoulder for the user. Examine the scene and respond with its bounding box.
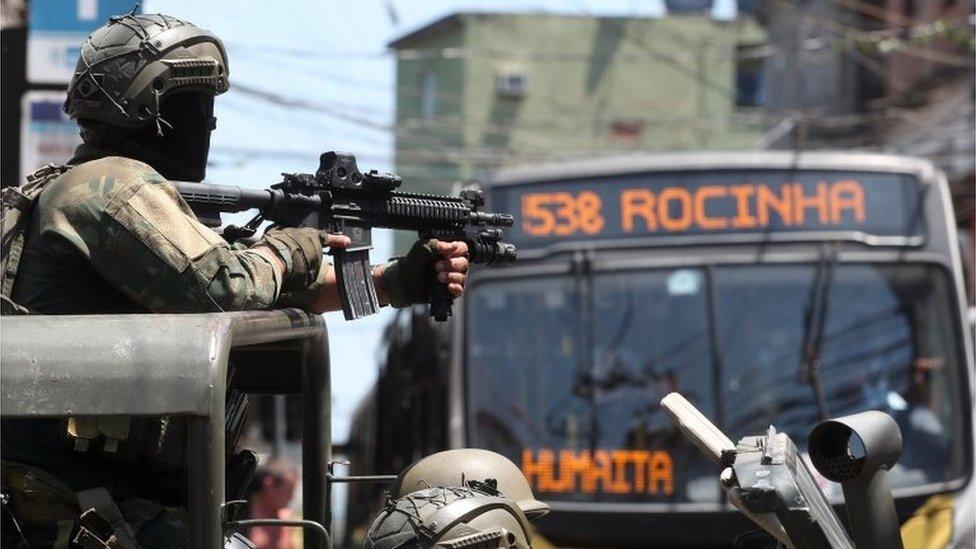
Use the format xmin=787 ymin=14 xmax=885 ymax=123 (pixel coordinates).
xmin=38 ymin=156 xmax=173 ymax=222
xmin=43 ymin=156 xmax=167 ymax=204
xmin=65 ymin=156 xmax=168 ymax=187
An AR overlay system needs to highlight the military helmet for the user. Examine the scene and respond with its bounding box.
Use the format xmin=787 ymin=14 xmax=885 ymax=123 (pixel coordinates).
xmin=64 ymin=12 xmax=229 ymax=130
xmin=392 ymin=449 xmax=550 ymax=520
xmin=364 ymin=486 xmax=532 ymax=549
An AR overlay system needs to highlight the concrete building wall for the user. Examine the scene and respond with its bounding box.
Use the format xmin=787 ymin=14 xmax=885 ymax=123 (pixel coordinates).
xmin=458 ymin=14 xmax=767 ymax=168
xmin=392 ymin=12 xmax=768 ymax=202
xmin=393 ymin=20 xmax=466 ymax=194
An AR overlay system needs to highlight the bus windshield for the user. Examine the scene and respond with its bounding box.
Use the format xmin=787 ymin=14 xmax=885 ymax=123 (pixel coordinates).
xmin=466 ymin=263 xmax=967 ymax=504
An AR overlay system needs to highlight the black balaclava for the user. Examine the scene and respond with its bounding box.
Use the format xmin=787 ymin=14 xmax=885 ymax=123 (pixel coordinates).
xmin=89 ymin=89 xmax=217 ymax=182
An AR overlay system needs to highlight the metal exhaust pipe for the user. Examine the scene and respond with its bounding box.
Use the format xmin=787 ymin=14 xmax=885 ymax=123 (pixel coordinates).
xmin=808 ymin=411 xmax=904 ymax=549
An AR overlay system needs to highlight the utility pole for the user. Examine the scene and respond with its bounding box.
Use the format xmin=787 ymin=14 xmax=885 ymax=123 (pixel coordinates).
xmin=2 ymin=0 xmax=29 ymax=188
xmin=696 ymin=39 xmax=708 ymax=147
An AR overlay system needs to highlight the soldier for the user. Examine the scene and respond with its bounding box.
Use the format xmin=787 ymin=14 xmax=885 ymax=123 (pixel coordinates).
xmin=0 ymin=12 xmax=469 ymax=548
xmin=365 ymin=449 xmax=551 ymax=549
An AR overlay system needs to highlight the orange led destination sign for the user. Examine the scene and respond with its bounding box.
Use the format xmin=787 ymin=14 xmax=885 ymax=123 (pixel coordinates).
xmin=522 ymin=181 xmax=864 ymax=237
xmin=492 ymin=170 xmax=924 ymax=248
xmin=522 ymin=448 xmax=674 ymax=496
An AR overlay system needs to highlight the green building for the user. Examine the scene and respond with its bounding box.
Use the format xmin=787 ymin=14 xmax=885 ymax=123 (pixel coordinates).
xmin=389 ymin=11 xmax=767 ymax=245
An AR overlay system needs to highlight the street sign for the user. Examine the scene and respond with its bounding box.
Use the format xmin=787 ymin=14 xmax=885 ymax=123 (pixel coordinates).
xmin=27 ymin=0 xmax=139 ymax=84
xmin=20 ymin=91 xmax=81 ymax=177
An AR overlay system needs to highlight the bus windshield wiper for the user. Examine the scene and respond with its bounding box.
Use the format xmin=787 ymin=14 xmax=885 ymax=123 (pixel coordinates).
xmin=567 ymin=250 xmax=638 ymax=454
xmin=798 ymin=243 xmax=838 ymax=423
xmin=574 ymin=287 xmax=636 ymax=394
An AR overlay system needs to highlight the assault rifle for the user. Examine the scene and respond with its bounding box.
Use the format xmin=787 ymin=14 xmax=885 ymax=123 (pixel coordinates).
xmin=173 ymin=151 xmax=516 ymax=321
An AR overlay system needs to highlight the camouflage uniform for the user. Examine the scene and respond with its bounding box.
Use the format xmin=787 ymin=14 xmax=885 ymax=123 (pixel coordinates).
xmin=12 ymin=146 xmax=281 ymax=315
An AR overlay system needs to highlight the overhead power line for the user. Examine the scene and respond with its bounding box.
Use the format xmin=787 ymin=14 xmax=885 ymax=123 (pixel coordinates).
xmin=771 ymin=0 xmax=974 ymax=67
xmin=225 ymin=7 xmax=972 ymax=70
xmin=826 ymin=0 xmax=933 ymax=29
xmin=220 ymin=4 xmax=972 ymax=172
xmin=230 ymin=72 xmax=958 ymax=155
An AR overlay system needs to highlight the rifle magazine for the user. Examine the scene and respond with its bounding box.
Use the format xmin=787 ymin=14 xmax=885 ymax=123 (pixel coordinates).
xmin=334 ymin=248 xmax=380 ymax=320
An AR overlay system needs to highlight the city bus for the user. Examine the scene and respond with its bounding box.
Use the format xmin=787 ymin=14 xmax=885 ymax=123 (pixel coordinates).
xmin=345 ymin=152 xmax=975 ymax=547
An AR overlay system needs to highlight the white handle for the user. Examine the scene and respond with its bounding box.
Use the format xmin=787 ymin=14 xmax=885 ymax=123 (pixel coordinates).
xmin=661 ymin=393 xmax=795 ymax=548
xmin=660 ymin=392 xmax=735 ymax=465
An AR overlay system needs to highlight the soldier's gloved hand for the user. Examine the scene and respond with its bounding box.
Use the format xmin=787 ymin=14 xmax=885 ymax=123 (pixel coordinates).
xmin=379 ymin=239 xmax=469 ymax=307
xmin=257 ymin=228 xmax=349 ymax=292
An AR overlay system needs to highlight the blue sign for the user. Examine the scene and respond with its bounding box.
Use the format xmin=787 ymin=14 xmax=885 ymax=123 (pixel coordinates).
xmin=30 ymin=0 xmax=138 ymax=32
xmin=21 ymin=91 xmax=82 ymax=178
xmin=27 ymin=0 xmax=139 ymax=84
xmin=30 ymin=99 xmax=70 ymax=122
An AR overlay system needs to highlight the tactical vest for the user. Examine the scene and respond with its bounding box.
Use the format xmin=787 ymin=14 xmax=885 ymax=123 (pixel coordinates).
xmin=0 ymin=163 xmax=72 ymax=315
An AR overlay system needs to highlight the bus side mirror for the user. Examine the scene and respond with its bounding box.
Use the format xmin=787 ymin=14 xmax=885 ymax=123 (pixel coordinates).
xmin=808 ymin=411 xmax=904 ymax=549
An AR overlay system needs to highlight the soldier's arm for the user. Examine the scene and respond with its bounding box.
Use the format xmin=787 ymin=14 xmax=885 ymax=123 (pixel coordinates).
xmin=78 ymin=172 xmax=321 ymax=312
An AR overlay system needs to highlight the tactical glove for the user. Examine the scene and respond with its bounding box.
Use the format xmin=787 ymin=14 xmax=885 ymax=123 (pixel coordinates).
xmin=380 ymin=239 xmax=439 ymax=308
xmin=257 ymin=227 xmax=327 ymax=292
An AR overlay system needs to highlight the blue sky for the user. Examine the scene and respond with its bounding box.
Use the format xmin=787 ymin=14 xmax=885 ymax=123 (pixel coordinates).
xmin=144 ymin=0 xmax=736 ymax=443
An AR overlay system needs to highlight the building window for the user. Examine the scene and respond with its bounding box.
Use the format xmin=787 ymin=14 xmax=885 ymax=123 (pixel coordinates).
xmin=735 ymin=48 xmax=764 ymax=108
xmin=905 ymin=0 xmax=917 ymax=19
xmin=495 ymin=73 xmax=529 ymax=97
xmin=609 ymin=120 xmax=645 ymax=141
xmin=420 ymin=70 xmax=437 ymax=119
